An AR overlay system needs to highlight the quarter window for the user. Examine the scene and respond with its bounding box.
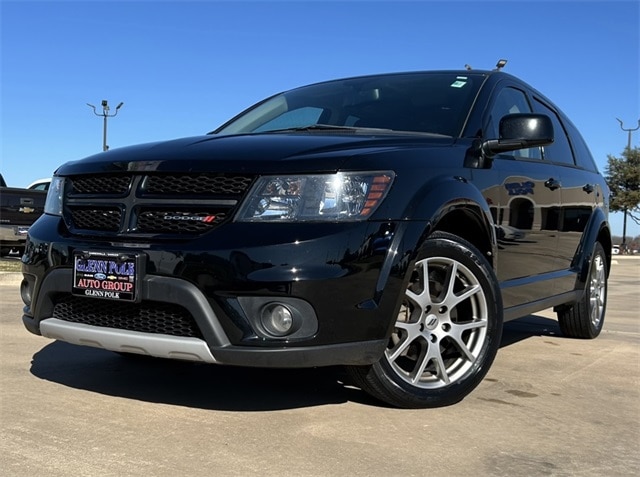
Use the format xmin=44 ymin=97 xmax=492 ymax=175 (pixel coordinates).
xmin=566 ymin=121 xmax=598 ymax=172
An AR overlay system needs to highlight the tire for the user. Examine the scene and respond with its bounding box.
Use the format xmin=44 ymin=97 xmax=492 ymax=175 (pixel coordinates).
xmin=0 ymin=247 xmax=11 ymax=257
xmin=346 ymin=231 xmax=503 ymax=408
xmin=557 ymin=241 xmax=607 ymax=339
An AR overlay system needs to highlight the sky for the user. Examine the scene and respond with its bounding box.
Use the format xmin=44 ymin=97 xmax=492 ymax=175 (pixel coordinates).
xmin=1 ymin=0 xmax=639 ymax=237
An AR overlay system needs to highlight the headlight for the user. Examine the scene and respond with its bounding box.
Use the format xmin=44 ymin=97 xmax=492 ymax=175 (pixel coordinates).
xmin=44 ymin=177 xmax=65 ymax=216
xmin=236 ymin=172 xmax=394 ymax=222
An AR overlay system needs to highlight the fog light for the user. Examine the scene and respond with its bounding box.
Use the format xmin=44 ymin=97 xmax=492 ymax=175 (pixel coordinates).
xmin=20 ymin=277 xmax=33 ymax=307
xmin=261 ymin=303 xmax=294 ymax=336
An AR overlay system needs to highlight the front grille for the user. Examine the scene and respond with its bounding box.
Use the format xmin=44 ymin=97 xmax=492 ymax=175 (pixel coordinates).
xmin=69 ymin=207 xmax=122 ymax=231
xmin=70 ymin=175 xmax=132 ymax=195
xmin=63 ymin=172 xmax=254 ymax=237
xmin=144 ymin=174 xmax=253 ymax=196
xmin=52 ymin=295 xmax=204 ymax=339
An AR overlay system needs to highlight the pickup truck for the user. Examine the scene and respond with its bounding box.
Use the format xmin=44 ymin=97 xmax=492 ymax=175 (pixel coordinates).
xmin=0 ymin=174 xmax=47 ymax=256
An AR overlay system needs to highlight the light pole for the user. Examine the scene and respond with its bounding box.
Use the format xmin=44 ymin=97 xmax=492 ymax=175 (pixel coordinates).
xmin=87 ymin=100 xmax=124 ymax=151
xmin=616 ymin=118 xmax=640 ymax=151
xmin=615 ymin=118 xmax=640 ymax=253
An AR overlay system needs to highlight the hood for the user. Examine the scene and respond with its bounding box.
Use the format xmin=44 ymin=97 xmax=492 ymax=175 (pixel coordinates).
xmin=56 ymin=133 xmax=455 ymax=176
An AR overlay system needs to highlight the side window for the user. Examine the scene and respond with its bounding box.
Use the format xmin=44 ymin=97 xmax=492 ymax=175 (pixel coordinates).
xmin=533 ymin=99 xmax=576 ymax=166
xmin=488 ymin=87 xmax=541 ymax=160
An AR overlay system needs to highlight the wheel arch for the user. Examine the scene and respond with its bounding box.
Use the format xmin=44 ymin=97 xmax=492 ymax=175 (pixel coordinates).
xmin=572 ymin=207 xmax=612 ymax=283
xmin=432 ymin=206 xmax=495 ymax=267
xmin=403 ymin=175 xmax=497 ymax=269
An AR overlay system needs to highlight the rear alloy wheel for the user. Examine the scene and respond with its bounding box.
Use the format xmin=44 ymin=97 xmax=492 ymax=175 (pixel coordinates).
xmin=347 ymin=232 xmax=503 ymax=408
xmin=557 ymin=241 xmax=607 ymax=339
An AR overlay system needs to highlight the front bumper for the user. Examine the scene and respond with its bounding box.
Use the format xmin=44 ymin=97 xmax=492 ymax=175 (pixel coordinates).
xmin=22 ymin=268 xmax=386 ymax=367
xmin=21 ymin=215 xmax=417 ymax=367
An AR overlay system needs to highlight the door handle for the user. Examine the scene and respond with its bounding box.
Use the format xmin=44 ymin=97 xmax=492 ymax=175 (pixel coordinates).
xmin=544 ymin=178 xmax=561 ymax=191
xmin=582 ymin=183 xmax=594 ymax=194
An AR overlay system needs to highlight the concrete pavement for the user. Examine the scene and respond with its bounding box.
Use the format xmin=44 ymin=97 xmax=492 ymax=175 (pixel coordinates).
xmin=1 ymin=258 xmax=638 ymax=476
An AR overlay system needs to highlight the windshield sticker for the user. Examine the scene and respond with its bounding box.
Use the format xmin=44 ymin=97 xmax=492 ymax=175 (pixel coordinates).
xmin=450 ymin=80 xmax=467 ymax=88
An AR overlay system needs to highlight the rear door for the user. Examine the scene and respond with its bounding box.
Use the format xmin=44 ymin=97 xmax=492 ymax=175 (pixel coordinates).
xmin=532 ymin=98 xmax=600 ymax=276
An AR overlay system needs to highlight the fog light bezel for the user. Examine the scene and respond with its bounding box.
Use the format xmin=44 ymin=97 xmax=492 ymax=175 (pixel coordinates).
xmin=236 ymin=296 xmax=318 ymax=341
xmin=20 ymin=275 xmax=36 ymax=307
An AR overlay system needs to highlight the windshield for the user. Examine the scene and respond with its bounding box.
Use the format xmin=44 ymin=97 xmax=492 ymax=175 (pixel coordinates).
xmin=213 ymin=72 xmax=485 ymax=137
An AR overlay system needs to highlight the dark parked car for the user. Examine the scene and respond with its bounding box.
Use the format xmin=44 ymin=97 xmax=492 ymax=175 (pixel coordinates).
xmin=21 ymin=67 xmax=611 ymax=408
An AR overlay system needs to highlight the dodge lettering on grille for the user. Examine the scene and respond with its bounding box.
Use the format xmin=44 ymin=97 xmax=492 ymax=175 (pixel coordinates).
xmin=163 ymin=215 xmax=216 ymax=222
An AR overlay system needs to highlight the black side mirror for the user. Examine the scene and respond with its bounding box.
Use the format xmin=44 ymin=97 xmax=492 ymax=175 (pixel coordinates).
xmin=482 ymin=113 xmax=554 ymax=158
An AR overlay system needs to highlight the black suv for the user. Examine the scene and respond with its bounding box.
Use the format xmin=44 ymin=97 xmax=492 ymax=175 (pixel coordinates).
xmin=21 ymin=68 xmax=611 ymax=408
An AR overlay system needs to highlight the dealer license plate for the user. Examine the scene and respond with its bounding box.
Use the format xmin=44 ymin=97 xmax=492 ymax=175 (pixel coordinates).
xmin=73 ymin=251 xmax=139 ymax=302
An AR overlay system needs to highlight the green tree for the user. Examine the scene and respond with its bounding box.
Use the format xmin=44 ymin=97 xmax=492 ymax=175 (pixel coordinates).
xmin=605 ymin=146 xmax=640 ymax=249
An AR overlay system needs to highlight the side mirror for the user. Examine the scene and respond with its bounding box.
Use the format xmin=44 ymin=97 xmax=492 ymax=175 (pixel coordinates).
xmin=482 ymin=113 xmax=554 ymax=158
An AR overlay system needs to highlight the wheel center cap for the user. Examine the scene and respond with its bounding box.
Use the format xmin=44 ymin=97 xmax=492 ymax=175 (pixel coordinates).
xmin=425 ymin=314 xmax=439 ymax=331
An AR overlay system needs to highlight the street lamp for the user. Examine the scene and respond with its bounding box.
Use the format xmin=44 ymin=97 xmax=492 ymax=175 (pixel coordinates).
xmin=616 ymin=118 xmax=640 ymax=151
xmin=615 ymin=118 xmax=640 ymax=253
xmin=87 ymin=100 xmax=124 ymax=151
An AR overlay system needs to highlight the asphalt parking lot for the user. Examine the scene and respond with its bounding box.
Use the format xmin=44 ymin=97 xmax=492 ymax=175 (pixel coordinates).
xmin=1 ymin=257 xmax=638 ymax=477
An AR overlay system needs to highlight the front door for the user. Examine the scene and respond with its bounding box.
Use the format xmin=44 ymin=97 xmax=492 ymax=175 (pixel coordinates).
xmin=481 ymin=85 xmax=563 ymax=309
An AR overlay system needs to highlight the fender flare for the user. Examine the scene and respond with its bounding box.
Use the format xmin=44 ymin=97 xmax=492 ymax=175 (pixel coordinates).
xmin=571 ymin=207 xmax=612 ymax=287
xmin=402 ymin=174 xmax=497 ymax=258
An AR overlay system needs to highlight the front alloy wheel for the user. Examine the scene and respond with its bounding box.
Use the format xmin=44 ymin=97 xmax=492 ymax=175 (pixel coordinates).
xmin=347 ymin=231 xmax=503 ymax=408
xmin=388 ymin=255 xmax=489 ymax=389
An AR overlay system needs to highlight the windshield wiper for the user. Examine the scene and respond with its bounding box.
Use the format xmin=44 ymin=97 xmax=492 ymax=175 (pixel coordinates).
xmin=261 ymin=124 xmax=450 ymax=137
xmin=266 ymin=124 xmax=362 ymax=133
